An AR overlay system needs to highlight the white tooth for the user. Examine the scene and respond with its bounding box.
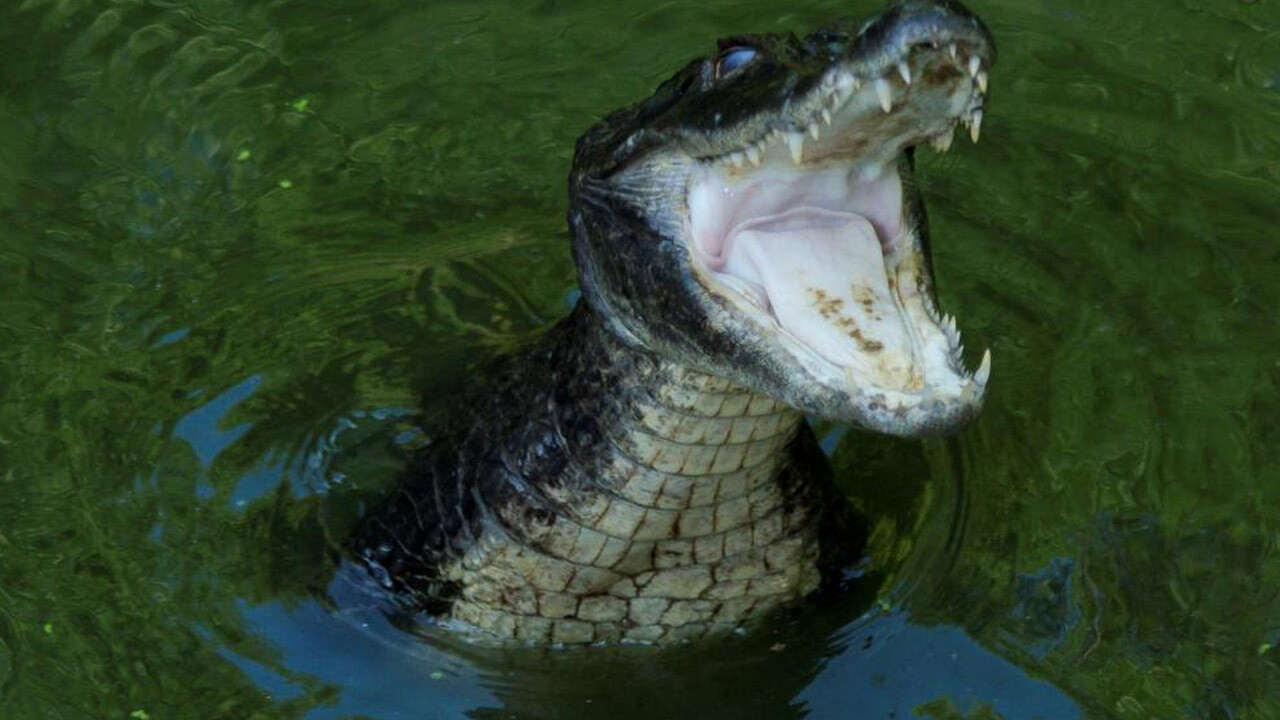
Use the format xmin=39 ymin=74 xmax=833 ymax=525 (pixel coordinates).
xmin=836 ymin=72 xmax=856 ymax=96
xmin=931 ymin=129 xmax=953 ymax=153
xmin=976 ymin=71 xmax=988 ymax=93
xmin=896 ymin=61 xmax=912 ymax=85
xmin=808 ymin=122 xmax=821 ymax=140
xmin=948 ymin=44 xmax=957 ymax=60
xmin=969 ymin=109 xmax=983 ymax=143
xmin=821 ymin=107 xmax=832 ymax=125
xmin=975 ymin=348 xmax=992 ymax=386
xmin=968 ymin=55 xmax=981 ymax=77
xmin=746 ymin=145 xmax=762 ymax=167
xmin=875 ymin=78 xmax=893 ymax=113
xmin=730 ymin=151 xmax=746 ymax=168
xmin=786 ymin=131 xmax=805 ymax=164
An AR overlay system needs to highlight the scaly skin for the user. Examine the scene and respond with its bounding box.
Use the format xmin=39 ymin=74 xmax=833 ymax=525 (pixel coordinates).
xmin=351 ymin=305 xmax=860 ymax=644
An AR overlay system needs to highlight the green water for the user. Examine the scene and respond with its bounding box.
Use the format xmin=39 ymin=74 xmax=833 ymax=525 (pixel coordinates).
xmin=2 ymin=0 xmax=1278 ymax=718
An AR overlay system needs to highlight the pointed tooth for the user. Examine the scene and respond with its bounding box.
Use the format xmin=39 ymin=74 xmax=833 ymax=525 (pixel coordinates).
xmin=974 ymin=349 xmax=992 ymax=386
xmin=786 ymin=132 xmax=805 ymax=164
xmin=931 ymin=129 xmax=954 ymax=153
xmin=968 ymin=55 xmax=981 ymax=77
xmin=730 ymin=151 xmax=745 ymax=168
xmin=896 ymin=61 xmax=912 ymax=85
xmin=836 ymin=72 xmax=856 ymax=97
xmin=808 ymin=122 xmax=821 ymax=140
xmin=821 ymin=107 xmax=832 ymax=125
xmin=874 ymin=78 xmax=893 ymax=113
xmin=746 ymin=145 xmax=762 ymax=167
xmin=976 ymin=70 xmax=988 ymax=93
xmin=969 ymin=109 xmax=983 ymax=143
xmin=948 ymin=44 xmax=957 ymax=60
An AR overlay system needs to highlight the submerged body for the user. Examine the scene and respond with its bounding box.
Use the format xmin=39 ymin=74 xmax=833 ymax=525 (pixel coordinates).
xmin=352 ymin=0 xmax=996 ymax=644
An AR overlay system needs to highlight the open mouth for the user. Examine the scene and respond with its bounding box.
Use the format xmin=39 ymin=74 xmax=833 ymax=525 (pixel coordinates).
xmin=687 ymin=42 xmax=992 ymax=421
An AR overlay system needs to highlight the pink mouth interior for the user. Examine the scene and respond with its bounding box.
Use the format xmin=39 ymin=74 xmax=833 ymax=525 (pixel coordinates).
xmin=690 ymin=165 xmax=911 ymax=373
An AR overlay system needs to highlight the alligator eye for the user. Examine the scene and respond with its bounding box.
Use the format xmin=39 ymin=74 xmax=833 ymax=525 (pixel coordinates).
xmin=715 ymin=47 xmax=758 ymax=79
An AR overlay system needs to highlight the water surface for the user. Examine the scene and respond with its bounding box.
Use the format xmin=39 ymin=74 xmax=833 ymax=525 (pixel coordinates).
xmin=2 ymin=0 xmax=1278 ymax=718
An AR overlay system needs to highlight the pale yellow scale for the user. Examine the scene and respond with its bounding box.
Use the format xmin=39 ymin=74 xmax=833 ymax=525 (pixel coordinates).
xmin=441 ymin=367 xmax=824 ymax=644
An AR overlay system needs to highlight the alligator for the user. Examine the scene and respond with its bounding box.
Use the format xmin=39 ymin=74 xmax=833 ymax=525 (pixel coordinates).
xmin=351 ymin=0 xmax=996 ymax=645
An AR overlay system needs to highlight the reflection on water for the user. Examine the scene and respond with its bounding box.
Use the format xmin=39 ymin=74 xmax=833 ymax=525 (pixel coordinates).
xmin=1 ymin=0 xmax=1278 ymax=718
xmin=227 ymin=564 xmax=1080 ymax=720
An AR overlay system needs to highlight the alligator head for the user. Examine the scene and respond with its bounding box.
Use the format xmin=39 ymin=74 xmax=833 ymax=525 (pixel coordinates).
xmin=569 ymin=0 xmax=995 ymax=436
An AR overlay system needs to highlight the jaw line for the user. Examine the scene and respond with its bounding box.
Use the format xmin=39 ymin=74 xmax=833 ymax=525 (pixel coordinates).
xmin=688 ymin=188 xmax=990 ymax=433
xmin=688 ymin=162 xmax=977 ymax=393
xmin=681 ymin=99 xmax=989 ymax=427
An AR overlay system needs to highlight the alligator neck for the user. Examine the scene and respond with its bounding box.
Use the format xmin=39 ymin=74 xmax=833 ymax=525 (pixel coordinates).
xmin=540 ymin=302 xmax=807 ymax=515
xmin=354 ymin=303 xmax=850 ymax=645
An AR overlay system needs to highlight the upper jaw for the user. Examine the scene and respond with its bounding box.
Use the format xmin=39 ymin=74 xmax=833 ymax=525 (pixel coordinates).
xmin=700 ymin=25 xmax=992 ymax=171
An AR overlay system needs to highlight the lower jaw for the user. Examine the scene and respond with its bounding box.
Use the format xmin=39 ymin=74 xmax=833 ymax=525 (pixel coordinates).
xmin=696 ymin=292 xmax=984 ymax=430
xmin=705 ymin=229 xmax=952 ymax=388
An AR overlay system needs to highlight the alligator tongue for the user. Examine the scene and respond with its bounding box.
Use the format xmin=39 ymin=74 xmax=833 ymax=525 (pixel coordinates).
xmin=722 ymin=207 xmax=915 ymax=387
